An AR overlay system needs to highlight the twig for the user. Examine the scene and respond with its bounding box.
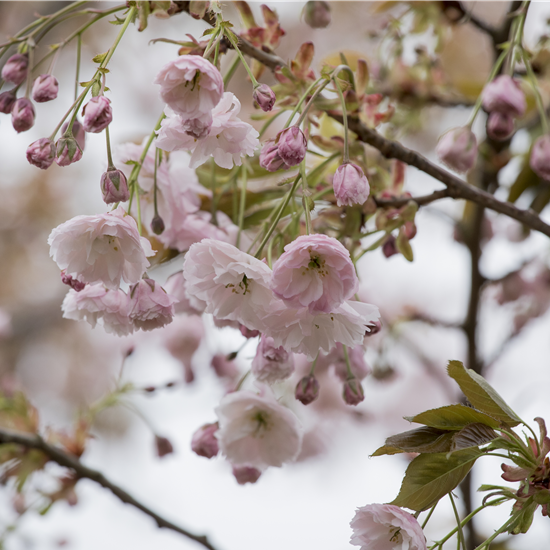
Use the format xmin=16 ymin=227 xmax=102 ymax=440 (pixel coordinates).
xmin=0 ymin=428 xmax=218 ymax=550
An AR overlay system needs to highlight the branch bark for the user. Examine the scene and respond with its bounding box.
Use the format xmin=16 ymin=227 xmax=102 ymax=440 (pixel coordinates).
xmin=0 ymin=428 xmax=218 ymax=550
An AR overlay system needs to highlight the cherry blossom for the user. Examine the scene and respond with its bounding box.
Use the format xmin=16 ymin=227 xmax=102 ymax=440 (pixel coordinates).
xmin=128 ymin=279 xmax=176 ymax=331
xmin=251 ymin=335 xmax=295 ymax=383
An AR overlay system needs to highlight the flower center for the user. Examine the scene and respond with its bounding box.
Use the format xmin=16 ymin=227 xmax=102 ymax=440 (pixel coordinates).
xmin=388 ymin=527 xmax=402 ymax=544
xmin=251 ymin=410 xmax=271 ymax=437
xmin=225 ymin=275 xmax=251 ymax=295
xmin=302 ymin=251 xmax=328 ymax=277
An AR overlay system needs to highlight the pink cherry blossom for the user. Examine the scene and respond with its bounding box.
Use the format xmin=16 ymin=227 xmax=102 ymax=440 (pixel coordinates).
xmin=154 ymin=55 xmax=224 ymax=120
xmin=251 ymin=335 xmax=295 ymax=383
xmin=215 ymin=389 xmax=303 ymax=469
xmin=128 ymin=279 xmax=176 ymax=331
xmin=164 ymin=271 xmax=206 ymax=316
xmin=264 ymin=300 xmax=380 ymax=360
xmin=191 ymin=423 xmax=219 ymax=458
xmin=48 ymin=206 xmax=154 ymax=290
xmin=350 ymin=504 xmax=427 ymax=550
xmin=232 ymin=465 xmax=262 ymax=485
xmin=271 ymin=234 xmax=359 ymax=314
xmin=183 ymin=239 xmax=275 ymax=330
xmin=62 ymin=284 xmax=133 ymax=336
xmin=481 ymin=75 xmax=526 ymax=118
xmin=156 ymin=93 xmax=260 ymax=169
xmin=436 ymin=127 xmax=477 ymax=173
xmin=333 ymin=163 xmax=370 ymax=206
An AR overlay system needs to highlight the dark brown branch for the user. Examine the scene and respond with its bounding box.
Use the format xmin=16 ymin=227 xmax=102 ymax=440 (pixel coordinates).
xmin=0 ymin=428 xmax=218 ymax=550
xmin=444 ymin=1 xmax=500 ymax=41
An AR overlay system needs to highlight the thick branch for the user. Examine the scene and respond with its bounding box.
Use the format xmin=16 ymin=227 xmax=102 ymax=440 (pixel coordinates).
xmin=0 ymin=428 xmax=218 ymax=550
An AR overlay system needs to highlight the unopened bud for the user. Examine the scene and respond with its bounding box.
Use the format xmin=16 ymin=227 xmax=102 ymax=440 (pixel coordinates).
xmin=151 ymin=215 xmax=165 ymax=235
xmin=487 ymin=112 xmax=514 ymax=141
xmin=365 ymin=319 xmax=381 ymax=336
xmin=382 ymin=235 xmax=398 ymax=258
xmin=1 ymin=53 xmax=28 ymax=85
xmin=26 ymin=138 xmax=56 ymax=170
xmin=232 ymin=465 xmax=262 ymax=485
xmin=56 ymin=134 xmax=83 ymax=167
xmin=0 ymin=91 xmax=16 ymax=114
xmin=101 ymin=168 xmax=130 ymax=204
xmin=303 ymin=1 xmax=331 ymax=28
xmin=530 ymin=135 xmax=550 ymax=180
xmin=482 ymin=75 xmax=526 ymax=118
xmin=191 ymin=423 xmax=219 ymax=458
xmin=11 ymin=98 xmax=35 ymax=133
xmin=333 ymin=162 xmax=370 ymax=206
xmin=342 ymin=377 xmax=364 ymax=406
xmin=259 ymin=141 xmax=285 ymax=172
xmin=211 ymin=354 xmax=239 ymax=379
xmin=61 ymin=271 xmax=86 ymax=292
xmin=295 ymin=374 xmax=320 ymax=405
xmin=253 ymin=83 xmax=276 ymax=112
xmin=32 ymin=74 xmax=59 ymax=103
xmin=436 ymin=126 xmax=477 ymax=173
xmin=155 ymin=435 xmax=174 ymax=457
xmin=277 ymin=126 xmax=307 ymax=167
xmin=61 ymin=119 xmax=86 ymax=151
xmin=82 ymin=95 xmax=112 ymax=133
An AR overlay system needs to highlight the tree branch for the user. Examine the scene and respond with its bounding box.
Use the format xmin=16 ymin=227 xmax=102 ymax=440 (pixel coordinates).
xmin=0 ymin=428 xmax=218 ymax=550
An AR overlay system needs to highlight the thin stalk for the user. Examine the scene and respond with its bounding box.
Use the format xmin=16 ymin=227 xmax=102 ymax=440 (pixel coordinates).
xmin=259 ymin=108 xmax=287 ymax=138
xmin=224 ymin=29 xmax=259 ymax=87
xmin=210 ymin=160 xmax=218 ymax=227
xmin=49 ymin=87 xmax=88 ymax=139
xmin=333 ymin=76 xmax=349 ymax=162
xmin=202 ymin=27 xmax=221 ymax=59
xmin=300 ymin=161 xmax=312 ymax=234
xmin=99 ymin=6 xmax=135 ymax=70
xmin=24 ymin=45 xmax=34 ymax=99
xmin=105 ymin=126 xmax=115 ymax=169
xmin=421 ymin=504 xmax=437 ymax=529
xmin=223 ymin=54 xmax=240 ymax=88
xmin=309 ymin=354 xmax=319 ymax=375
xmin=522 ymin=49 xmax=549 ymax=134
xmin=135 ymin=179 xmax=142 ymax=234
xmin=343 ymin=345 xmax=354 ymax=379
xmin=474 ymin=516 xmax=517 ymax=550
xmin=293 ymin=78 xmax=331 ymax=127
xmin=449 ymin=493 xmax=466 ymax=550
xmin=153 ymin=148 xmax=161 ymax=220
xmin=284 ymin=77 xmax=324 ymax=129
xmin=236 ymin=164 xmax=247 ymax=249
xmin=75 ymin=33 xmax=82 ymax=100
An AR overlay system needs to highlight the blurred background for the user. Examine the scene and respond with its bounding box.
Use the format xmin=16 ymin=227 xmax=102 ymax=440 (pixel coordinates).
xmin=2 ymin=1 xmax=550 ymax=549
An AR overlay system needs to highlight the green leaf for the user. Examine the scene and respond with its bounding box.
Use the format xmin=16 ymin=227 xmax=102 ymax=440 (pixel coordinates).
xmin=449 ymin=423 xmax=498 ymax=453
xmin=92 ymin=52 xmax=108 ymax=64
xmin=396 ymin=227 xmax=413 ymax=262
xmin=374 ymin=427 xmax=455 ymax=456
xmin=390 ymin=448 xmax=481 ymax=511
xmin=447 ymin=361 xmax=521 ymax=427
xmin=510 ymin=500 xmax=537 ymax=534
xmin=370 ymin=445 xmax=405 ymax=456
xmin=406 ymin=404 xmax=500 ymax=430
xmin=109 ymin=15 xmax=126 ymax=25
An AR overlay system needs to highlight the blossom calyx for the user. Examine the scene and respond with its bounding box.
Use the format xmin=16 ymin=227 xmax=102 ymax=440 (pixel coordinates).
xmin=11 ymin=98 xmax=35 ymax=133
xmin=343 ymin=378 xmax=364 ymax=406
xmin=277 ymin=126 xmax=307 ymax=167
xmin=101 ymin=168 xmax=130 ymax=204
xmin=333 ymin=162 xmax=370 ymax=206
xmin=295 ymin=374 xmax=320 ymax=405
xmin=436 ymin=126 xmax=477 ymax=173
xmin=0 ymin=91 xmax=16 ymax=114
xmin=55 ymin=133 xmax=83 ymax=166
xmin=191 ymin=423 xmax=219 ymax=459
xmin=62 ymin=119 xmax=86 ymax=151
xmin=32 ymin=74 xmax=59 ymax=103
xmin=1 ymin=53 xmax=28 ymax=85
xmin=82 ymin=96 xmax=112 ymax=133
xmin=482 ymin=75 xmax=526 ymax=118
xmin=530 ymin=135 xmax=550 ymax=180
xmin=26 ymin=138 xmax=56 ymax=170
xmin=253 ymin=83 xmax=276 ymax=112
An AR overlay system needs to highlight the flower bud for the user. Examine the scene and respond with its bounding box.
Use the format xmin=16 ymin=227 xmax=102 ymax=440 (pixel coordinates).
xmin=101 ymin=168 xmax=130 ymax=204
xmin=365 ymin=319 xmax=382 ymax=336
xmin=0 ymin=91 xmax=16 ymax=114
xmin=259 ymin=141 xmax=285 ymax=172
xmin=82 ymin=95 xmax=112 ymax=133
xmin=232 ymin=465 xmax=262 ymax=485
xmin=155 ymin=435 xmax=174 ymax=457
xmin=11 ymin=98 xmax=35 ymax=133
xmin=333 ymin=162 xmax=370 ymax=206
xmin=487 ymin=112 xmax=514 ymax=141
xmin=55 ymin=134 xmax=83 ymax=166
xmin=239 ymin=324 xmax=260 ymax=339
xmin=436 ymin=126 xmax=477 ymax=173
xmin=277 ymin=126 xmax=307 ymax=167
xmin=1 ymin=53 xmax=28 ymax=85
xmin=382 ymin=235 xmax=398 ymax=258
xmin=295 ymin=374 xmax=320 ymax=405
xmin=61 ymin=270 xmax=86 ymax=292
xmin=251 ymin=335 xmax=295 ymax=383
xmin=530 ymin=135 xmax=550 ymax=180
xmin=32 ymin=74 xmax=59 ymax=103
xmin=253 ymin=83 xmax=276 ymax=112
xmin=26 ymin=138 xmax=56 ymax=170
xmin=61 ymin=119 xmax=86 ymax=151
xmin=151 ymin=215 xmax=165 ymax=235
xmin=342 ymin=378 xmax=364 ymax=406
xmin=211 ymin=354 xmax=239 ymax=379
xmin=303 ymin=1 xmax=331 ymax=28
xmin=482 ymin=75 xmax=526 ymax=118
xmin=191 ymin=423 xmax=219 ymax=458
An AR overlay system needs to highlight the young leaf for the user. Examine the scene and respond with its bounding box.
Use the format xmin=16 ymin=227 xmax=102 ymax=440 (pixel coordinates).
xmin=449 ymin=423 xmax=498 ymax=453
xmin=92 ymin=52 xmax=108 ymax=64
xmin=370 ymin=445 xmax=404 ymax=457
xmin=390 ymin=448 xmax=481 ymax=511
xmin=374 ymin=426 xmax=455 ymax=455
xmin=447 ymin=361 xmax=521 ymax=426
xmin=406 ymin=404 xmax=500 ymax=430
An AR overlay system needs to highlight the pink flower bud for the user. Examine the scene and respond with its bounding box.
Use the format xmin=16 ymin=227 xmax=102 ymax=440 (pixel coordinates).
xmin=11 ymin=98 xmax=35 ymax=133
xmin=303 ymin=1 xmax=331 ymax=28
xmin=436 ymin=126 xmax=477 ymax=173
xmin=191 ymin=423 xmax=219 ymax=458
xmin=333 ymin=163 xmax=370 ymax=206
xmin=26 ymin=138 xmax=55 ymax=170
xmin=239 ymin=324 xmax=260 ymax=339
xmin=253 ymin=83 xmax=276 ymax=112
xmin=55 ymin=134 xmax=83 ymax=166
xmin=0 ymin=91 xmax=16 ymax=114
xmin=151 ymin=215 xmax=165 ymax=235
xmin=482 ymin=75 xmax=526 ymax=118
xmin=211 ymin=354 xmax=239 ymax=379
xmin=101 ymin=168 xmax=130 ymax=204
xmin=32 ymin=74 xmax=59 ymax=103
xmin=342 ymin=378 xmax=364 ymax=406
xmin=295 ymin=374 xmax=320 ymax=405
xmin=365 ymin=319 xmax=382 ymax=336
xmin=530 ymin=135 xmax=550 ymax=180
xmin=232 ymin=465 xmax=262 ymax=485
xmin=61 ymin=271 xmax=86 ymax=292
xmin=155 ymin=435 xmax=174 ymax=457
xmin=251 ymin=335 xmax=295 ymax=383
xmin=259 ymin=141 xmax=285 ymax=172
xmin=487 ymin=112 xmax=514 ymax=141
xmin=1 ymin=53 xmax=28 ymax=85
xmin=382 ymin=235 xmax=398 ymax=258
xmin=82 ymin=96 xmax=112 ymax=133
xmin=61 ymin=119 xmax=86 ymax=151
xmin=277 ymin=126 xmax=307 ymax=167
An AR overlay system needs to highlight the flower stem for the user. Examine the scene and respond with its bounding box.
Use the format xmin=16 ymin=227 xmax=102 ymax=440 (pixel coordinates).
xmin=300 ymin=161 xmax=312 ymax=234
xmin=343 ymin=345 xmax=354 ymax=379
xmin=449 ymin=493 xmax=466 ymax=550
xmin=421 ymin=503 xmax=437 ymax=529
xmin=223 ymin=53 xmax=240 ymax=88
xmin=75 ymin=33 xmax=82 ymax=100
xmin=236 ymin=163 xmax=247 ymax=249
xmin=210 ymin=160 xmax=218 ymax=227
xmin=309 ymin=354 xmax=319 ymax=375
xmin=105 ymin=126 xmax=115 ymax=169
xmin=284 ymin=77 xmax=324 ymax=129
xmin=333 ymin=76 xmax=349 ymax=163
xmin=153 ymin=147 xmax=161 ymax=220
xmin=224 ymin=29 xmax=258 ymax=87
